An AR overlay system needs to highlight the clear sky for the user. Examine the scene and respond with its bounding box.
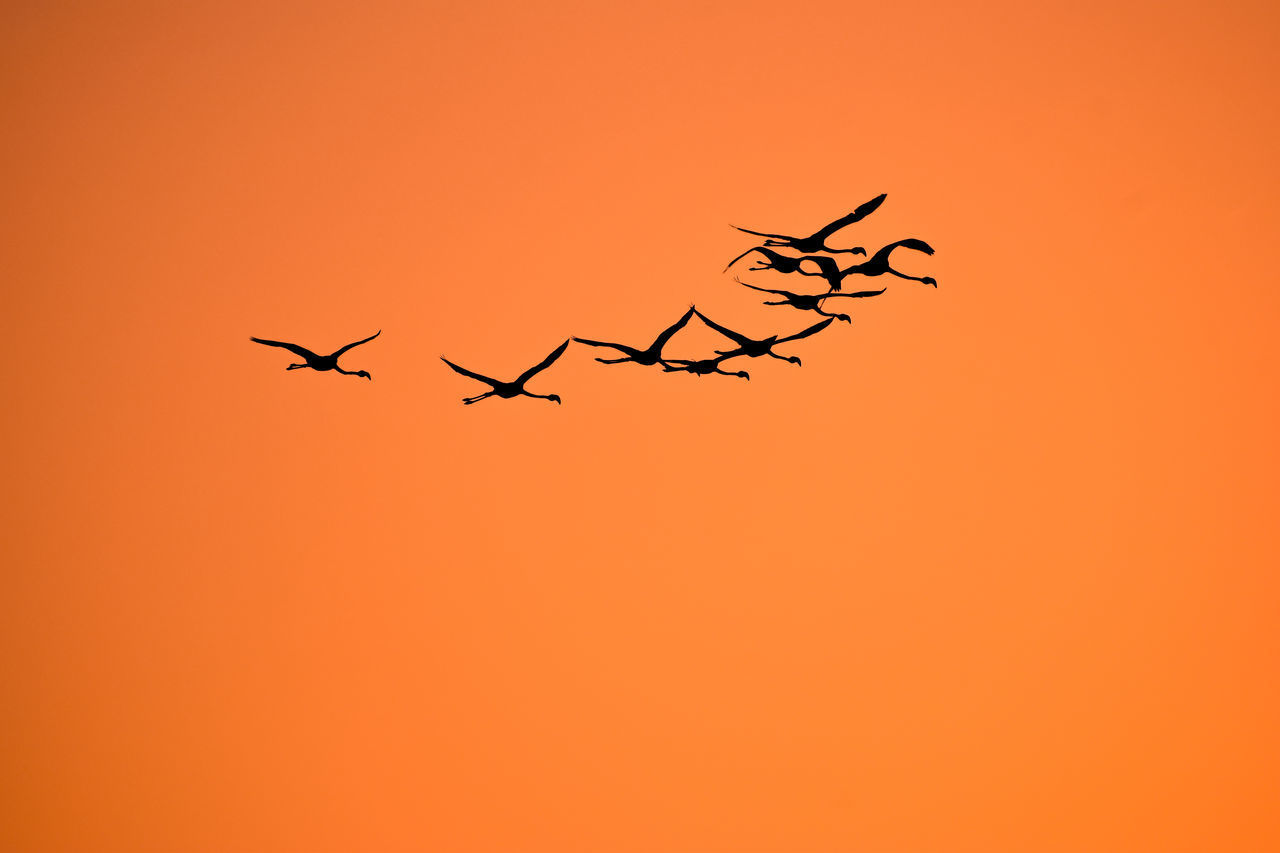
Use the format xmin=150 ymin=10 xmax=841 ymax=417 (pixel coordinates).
xmin=3 ymin=0 xmax=1279 ymax=850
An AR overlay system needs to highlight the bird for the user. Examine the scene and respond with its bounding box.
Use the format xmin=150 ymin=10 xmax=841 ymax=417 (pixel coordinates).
xmin=693 ymin=309 xmax=833 ymax=366
xmin=661 ymin=355 xmax=751 ymax=380
xmin=249 ymin=331 xmax=380 ymax=379
xmin=811 ymin=239 xmax=938 ymax=290
xmin=734 ymin=277 xmax=886 ymax=323
xmin=723 ymin=245 xmax=841 ymax=281
xmin=729 ymin=194 xmax=886 ymax=255
xmin=440 ymin=339 xmax=569 ymax=405
xmin=573 ymin=306 xmax=695 ymax=366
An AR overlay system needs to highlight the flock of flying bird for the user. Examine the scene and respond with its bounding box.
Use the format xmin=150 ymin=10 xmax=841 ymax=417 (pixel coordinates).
xmin=250 ymin=194 xmax=936 ymax=404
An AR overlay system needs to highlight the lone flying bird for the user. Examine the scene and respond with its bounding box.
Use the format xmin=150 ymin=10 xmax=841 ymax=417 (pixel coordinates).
xmin=735 ymin=277 xmax=886 ymax=323
xmin=661 ymin=355 xmax=751 ymax=380
xmin=249 ymin=330 xmax=380 ymax=379
xmin=573 ymin=306 xmax=695 ymax=366
xmin=441 ymin=339 xmax=569 ymax=405
xmin=694 ymin=309 xmax=833 ymax=366
xmin=730 ymin=193 xmax=886 ymax=255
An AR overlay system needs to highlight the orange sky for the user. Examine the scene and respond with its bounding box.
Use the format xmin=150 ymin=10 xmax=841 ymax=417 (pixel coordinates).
xmin=3 ymin=1 xmax=1280 ymax=850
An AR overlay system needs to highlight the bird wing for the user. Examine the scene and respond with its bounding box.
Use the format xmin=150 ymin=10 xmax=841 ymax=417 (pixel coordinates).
xmin=723 ymin=245 xmax=764 ymax=272
xmin=796 ymin=255 xmax=842 ymax=280
xmin=572 ymin=337 xmax=639 ymax=357
xmin=649 ymin=307 xmax=696 ymax=352
xmin=331 ymin=330 xmax=381 ymax=357
xmin=822 ymin=287 xmax=888 ymax=299
xmin=734 ymin=277 xmax=787 ymax=296
xmin=890 ymin=237 xmax=934 ymax=255
xmin=250 ymin=337 xmax=319 ymax=360
xmin=810 ymin=194 xmax=888 ymax=240
xmin=440 ymin=357 xmax=499 ymax=386
xmin=730 ymin=224 xmax=792 ymax=241
xmin=775 ymin=317 xmax=834 ymax=343
xmin=693 ymin=309 xmax=753 ymax=346
xmin=516 ymin=339 xmax=571 ymax=385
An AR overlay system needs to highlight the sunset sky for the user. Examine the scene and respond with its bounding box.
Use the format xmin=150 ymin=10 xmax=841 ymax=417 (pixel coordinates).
xmin=4 ymin=0 xmax=1280 ymax=850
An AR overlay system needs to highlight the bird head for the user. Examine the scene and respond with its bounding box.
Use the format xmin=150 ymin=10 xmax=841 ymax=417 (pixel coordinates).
xmin=548 ymin=394 xmax=562 ymax=404
xmin=787 ymin=356 xmax=802 ymax=366
xmin=922 ymin=277 xmax=938 ymax=287
xmin=851 ymin=246 xmax=867 ymax=256
xmin=356 ymin=370 xmax=372 ymax=380
xmin=734 ymin=371 xmax=751 ymax=381
xmin=837 ymin=314 xmax=853 ymax=324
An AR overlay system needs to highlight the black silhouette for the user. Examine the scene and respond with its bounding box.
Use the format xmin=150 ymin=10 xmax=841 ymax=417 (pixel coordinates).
xmin=730 ymin=194 xmax=886 ymax=255
xmin=735 ymin=277 xmax=886 ymax=323
xmin=661 ymin=356 xmax=751 ymax=380
xmin=441 ymin=339 xmax=569 ymax=405
xmin=250 ymin=330 xmax=380 ymax=379
xmin=810 ymin=239 xmax=937 ymax=290
xmin=723 ymin=246 xmax=841 ymax=281
xmin=573 ymin=307 xmax=695 ymax=366
xmin=694 ymin=309 xmax=832 ymax=366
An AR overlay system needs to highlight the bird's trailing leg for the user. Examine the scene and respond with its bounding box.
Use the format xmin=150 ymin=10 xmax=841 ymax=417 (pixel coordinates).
xmin=463 ymin=392 xmax=495 ymax=405
xmin=889 ymin=268 xmax=937 ymax=287
xmin=286 ymin=363 xmax=308 ymax=370
xmin=595 ymin=356 xmax=635 ymax=364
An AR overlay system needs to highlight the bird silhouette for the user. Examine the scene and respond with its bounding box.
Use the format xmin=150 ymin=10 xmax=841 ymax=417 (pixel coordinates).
xmin=735 ymin=277 xmax=886 ymax=323
xmin=441 ymin=339 xmax=569 ymax=405
xmin=573 ymin=306 xmax=695 ymax=366
xmin=661 ymin=355 xmax=751 ymax=380
xmin=729 ymin=194 xmax=886 ymax=255
xmin=249 ymin=331 xmax=380 ymax=379
xmin=723 ymin=245 xmax=841 ymax=281
xmin=811 ymin=239 xmax=937 ymax=290
xmin=694 ymin=309 xmax=833 ymax=366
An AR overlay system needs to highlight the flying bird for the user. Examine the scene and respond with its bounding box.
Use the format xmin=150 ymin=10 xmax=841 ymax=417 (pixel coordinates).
xmin=440 ymin=339 xmax=570 ymax=405
xmin=734 ymin=277 xmax=886 ymax=323
xmin=723 ymin=245 xmax=841 ymax=280
xmin=694 ymin=309 xmax=833 ymax=366
xmin=573 ymin=306 xmax=695 ymax=366
xmin=661 ymin=355 xmax=751 ymax=380
xmin=249 ymin=330 xmax=380 ymax=379
xmin=812 ymin=239 xmax=938 ymax=290
xmin=729 ymin=194 xmax=886 ymax=255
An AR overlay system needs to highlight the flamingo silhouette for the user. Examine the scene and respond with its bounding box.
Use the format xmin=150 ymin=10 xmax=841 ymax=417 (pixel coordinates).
xmin=661 ymin=356 xmax=751 ymax=380
xmin=730 ymin=194 xmax=886 ymax=255
xmin=441 ymin=339 xmax=569 ymax=405
xmin=813 ymin=239 xmax=937 ymax=290
xmin=694 ymin=310 xmax=833 ymax=366
xmin=723 ymin=246 xmax=841 ymax=280
xmin=249 ymin=331 xmax=380 ymax=379
xmin=734 ymin=277 xmax=886 ymax=323
xmin=573 ymin=307 xmax=695 ymax=366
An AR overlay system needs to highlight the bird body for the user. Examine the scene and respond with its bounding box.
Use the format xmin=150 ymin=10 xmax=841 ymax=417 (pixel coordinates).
xmin=661 ymin=356 xmax=750 ymax=380
xmin=250 ymin=331 xmax=380 ymax=379
xmin=441 ymin=339 xmax=570 ymax=404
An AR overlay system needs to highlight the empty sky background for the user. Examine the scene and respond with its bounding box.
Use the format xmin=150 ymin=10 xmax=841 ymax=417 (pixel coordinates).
xmin=3 ymin=0 xmax=1279 ymax=850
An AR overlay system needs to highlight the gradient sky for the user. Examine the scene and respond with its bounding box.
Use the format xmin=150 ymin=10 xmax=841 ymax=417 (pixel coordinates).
xmin=3 ymin=1 xmax=1280 ymax=851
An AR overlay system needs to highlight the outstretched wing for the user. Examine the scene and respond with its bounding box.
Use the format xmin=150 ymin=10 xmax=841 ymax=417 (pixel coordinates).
xmin=649 ymin=306 xmax=696 ymax=352
xmin=890 ymin=237 xmax=934 ymax=255
xmin=693 ymin=309 xmax=753 ymax=346
xmin=810 ymin=194 xmax=888 ymax=240
xmin=250 ymin=337 xmax=319 ymax=360
xmin=440 ymin=356 xmax=500 ymax=387
xmin=331 ymin=330 xmax=381 ymax=357
xmin=734 ymin=277 xmax=788 ymax=297
xmin=822 ymin=287 xmax=888 ymax=299
xmin=796 ymin=254 xmax=842 ymax=279
xmin=729 ymin=224 xmax=791 ymax=241
xmin=572 ymin=337 xmax=639 ymax=357
xmin=775 ymin=317 xmax=834 ymax=343
xmin=516 ymin=339 xmax=571 ymax=385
